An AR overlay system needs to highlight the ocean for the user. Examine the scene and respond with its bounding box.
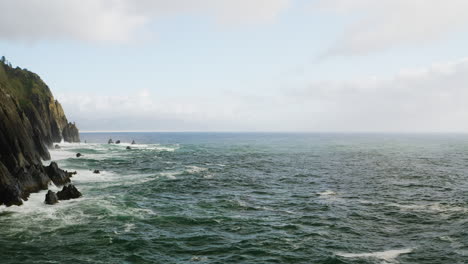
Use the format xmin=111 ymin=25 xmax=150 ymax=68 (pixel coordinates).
xmin=0 ymin=132 xmax=467 ymax=263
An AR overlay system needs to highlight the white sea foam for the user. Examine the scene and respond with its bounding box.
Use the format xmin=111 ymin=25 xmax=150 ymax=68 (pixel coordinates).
xmin=71 ymin=169 xmax=115 ymax=183
xmin=0 ymin=187 xmax=91 ymax=233
xmin=337 ymin=248 xmax=413 ymax=263
xmin=120 ymin=143 xmax=178 ymax=152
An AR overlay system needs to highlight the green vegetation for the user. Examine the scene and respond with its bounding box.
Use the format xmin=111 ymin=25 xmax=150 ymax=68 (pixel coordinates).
xmin=0 ymin=56 xmax=52 ymax=108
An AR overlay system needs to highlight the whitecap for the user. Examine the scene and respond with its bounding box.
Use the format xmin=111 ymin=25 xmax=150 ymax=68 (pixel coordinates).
xmin=337 ymin=248 xmax=413 ymax=263
xmin=318 ymin=190 xmax=337 ymax=196
xmin=159 ymin=171 xmax=181 ymax=179
xmin=185 ymin=166 xmax=208 ymax=174
xmin=124 ymin=223 xmax=136 ymax=233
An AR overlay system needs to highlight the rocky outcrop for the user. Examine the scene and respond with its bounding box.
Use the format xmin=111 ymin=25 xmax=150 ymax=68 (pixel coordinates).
xmin=45 ymin=190 xmax=59 ymax=205
xmin=0 ymin=60 xmax=80 ymax=206
xmin=44 ymin=162 xmax=72 ymax=186
xmin=62 ymin=122 xmax=80 ymax=143
xmin=56 ymin=185 xmax=82 ymax=200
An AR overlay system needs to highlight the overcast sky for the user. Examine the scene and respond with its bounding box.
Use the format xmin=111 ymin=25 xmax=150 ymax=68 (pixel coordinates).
xmin=2 ymin=0 xmax=468 ymax=132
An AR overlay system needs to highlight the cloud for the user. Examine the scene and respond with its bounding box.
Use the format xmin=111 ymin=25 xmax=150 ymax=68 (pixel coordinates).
xmin=59 ymin=58 xmax=468 ymax=132
xmin=287 ymin=57 xmax=468 ymax=132
xmin=314 ymin=0 xmax=468 ymax=56
xmin=0 ymin=0 xmax=290 ymax=43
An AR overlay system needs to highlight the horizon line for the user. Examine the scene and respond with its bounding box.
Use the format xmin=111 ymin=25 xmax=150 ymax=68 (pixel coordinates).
xmin=79 ymin=130 xmax=468 ymax=134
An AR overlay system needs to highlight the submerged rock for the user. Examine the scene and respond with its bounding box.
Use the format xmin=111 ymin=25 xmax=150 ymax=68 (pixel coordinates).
xmin=115 ymin=140 xmax=121 ymax=144
xmin=57 ymin=185 xmax=82 ymax=200
xmin=76 ymin=153 xmax=82 ymax=158
xmin=126 ymin=146 xmax=131 ymax=150
xmin=54 ymin=144 xmax=61 ymax=149
xmin=108 ymin=139 xmax=113 ymax=144
xmin=93 ymin=170 xmax=100 ymax=174
xmin=45 ymin=190 xmax=59 ymax=205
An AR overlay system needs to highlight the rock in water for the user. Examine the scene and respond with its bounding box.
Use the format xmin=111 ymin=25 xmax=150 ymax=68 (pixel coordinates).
xmin=108 ymin=139 xmax=113 ymax=144
xmin=54 ymin=144 xmax=61 ymax=149
xmin=115 ymin=140 xmax=121 ymax=144
xmin=45 ymin=190 xmax=59 ymax=205
xmin=45 ymin=162 xmax=72 ymax=186
xmin=76 ymin=153 xmax=82 ymax=158
xmin=57 ymin=185 xmax=82 ymax=200
xmin=131 ymin=140 xmax=136 ymax=145
xmin=93 ymin=170 xmax=100 ymax=174
xmin=126 ymin=146 xmax=131 ymax=150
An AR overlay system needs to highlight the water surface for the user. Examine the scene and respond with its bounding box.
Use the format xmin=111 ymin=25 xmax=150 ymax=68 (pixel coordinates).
xmin=0 ymin=133 xmax=467 ymax=263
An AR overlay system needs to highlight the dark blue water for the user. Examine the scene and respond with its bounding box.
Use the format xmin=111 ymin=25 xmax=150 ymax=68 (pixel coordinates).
xmin=0 ymin=133 xmax=467 ymax=263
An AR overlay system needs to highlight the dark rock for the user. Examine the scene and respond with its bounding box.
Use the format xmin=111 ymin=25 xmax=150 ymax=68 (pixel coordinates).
xmin=45 ymin=162 xmax=71 ymax=186
xmin=45 ymin=190 xmax=58 ymax=205
xmin=115 ymin=140 xmax=121 ymax=144
xmin=126 ymin=146 xmax=131 ymax=150
xmin=108 ymin=139 xmax=113 ymax=144
xmin=131 ymin=140 xmax=136 ymax=145
xmin=0 ymin=163 xmax=24 ymax=206
xmin=54 ymin=144 xmax=61 ymax=149
xmin=57 ymin=184 xmax=82 ymax=200
xmin=93 ymin=170 xmax=100 ymax=174
xmin=76 ymin=153 xmax=82 ymax=158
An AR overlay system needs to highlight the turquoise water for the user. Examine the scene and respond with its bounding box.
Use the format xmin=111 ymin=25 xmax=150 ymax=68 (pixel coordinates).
xmin=0 ymin=133 xmax=467 ymax=263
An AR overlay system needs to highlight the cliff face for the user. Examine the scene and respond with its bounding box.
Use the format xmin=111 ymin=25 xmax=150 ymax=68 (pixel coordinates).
xmin=0 ymin=61 xmax=80 ymax=206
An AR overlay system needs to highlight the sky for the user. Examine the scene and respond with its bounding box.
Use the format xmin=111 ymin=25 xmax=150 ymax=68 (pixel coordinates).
xmin=1 ymin=0 xmax=468 ymax=132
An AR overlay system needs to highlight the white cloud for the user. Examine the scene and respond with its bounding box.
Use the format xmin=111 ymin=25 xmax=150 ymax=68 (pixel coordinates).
xmin=59 ymin=58 xmax=468 ymax=132
xmin=314 ymin=0 xmax=468 ymax=56
xmin=287 ymin=57 xmax=468 ymax=132
xmin=0 ymin=0 xmax=290 ymax=43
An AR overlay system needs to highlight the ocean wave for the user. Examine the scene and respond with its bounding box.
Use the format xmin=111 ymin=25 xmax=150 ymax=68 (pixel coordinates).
xmin=388 ymin=202 xmax=468 ymax=213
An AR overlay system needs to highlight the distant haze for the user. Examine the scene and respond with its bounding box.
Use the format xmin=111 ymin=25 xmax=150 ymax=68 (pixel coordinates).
xmin=2 ymin=0 xmax=468 ymax=132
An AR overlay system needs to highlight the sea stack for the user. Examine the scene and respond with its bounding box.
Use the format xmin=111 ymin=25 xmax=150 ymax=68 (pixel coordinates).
xmin=0 ymin=59 xmax=81 ymax=206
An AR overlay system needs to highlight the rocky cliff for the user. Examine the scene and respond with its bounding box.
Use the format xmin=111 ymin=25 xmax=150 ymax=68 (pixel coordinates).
xmin=0 ymin=60 xmax=80 ymax=206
